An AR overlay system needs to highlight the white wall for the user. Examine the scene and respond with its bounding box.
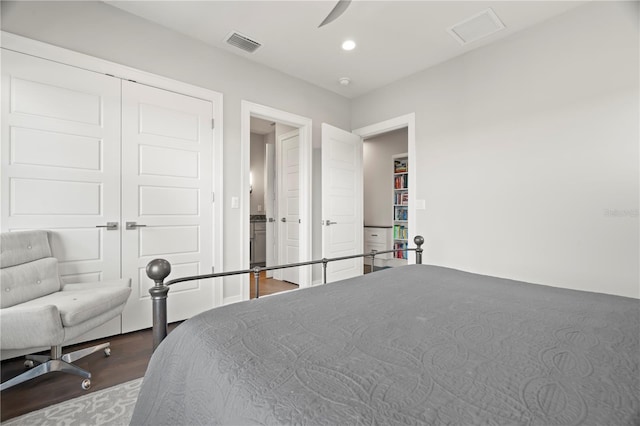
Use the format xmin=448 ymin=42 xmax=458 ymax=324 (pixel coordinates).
xmin=352 ymin=1 xmax=639 ymax=298
xmin=250 ymin=133 xmax=266 ymax=214
xmin=265 ymin=131 xmax=276 ymax=146
xmin=263 ymin=131 xmax=276 ymax=219
xmin=0 ymin=1 xmax=351 ymax=300
xmin=275 ymin=123 xmax=297 ymax=139
xmin=363 ymin=128 xmax=408 ymax=227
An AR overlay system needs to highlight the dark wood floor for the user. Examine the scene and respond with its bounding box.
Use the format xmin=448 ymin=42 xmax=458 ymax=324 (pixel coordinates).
xmin=1 ymin=277 xmax=296 ymax=422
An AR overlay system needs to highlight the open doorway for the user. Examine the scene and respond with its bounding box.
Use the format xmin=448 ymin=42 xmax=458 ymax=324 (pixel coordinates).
xmin=353 ymin=113 xmax=416 ymax=271
xmin=362 ymin=127 xmax=408 ymax=273
xmin=248 ymin=117 xmax=273 ymax=270
xmin=249 ymin=118 xmax=301 ymax=296
xmin=242 ymin=101 xmax=313 ymax=299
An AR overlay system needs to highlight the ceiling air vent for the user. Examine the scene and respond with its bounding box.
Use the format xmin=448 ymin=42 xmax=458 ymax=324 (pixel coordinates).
xmin=447 ymin=8 xmax=505 ymax=46
xmin=225 ymin=31 xmax=262 ymax=53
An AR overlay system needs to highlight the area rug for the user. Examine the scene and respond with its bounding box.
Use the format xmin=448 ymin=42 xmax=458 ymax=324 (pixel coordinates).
xmin=2 ymin=378 xmax=142 ymax=426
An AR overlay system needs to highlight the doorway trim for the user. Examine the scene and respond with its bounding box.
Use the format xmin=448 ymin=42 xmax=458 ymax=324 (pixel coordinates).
xmin=352 ymin=113 xmax=417 ymax=263
xmin=241 ymin=101 xmax=312 ymax=297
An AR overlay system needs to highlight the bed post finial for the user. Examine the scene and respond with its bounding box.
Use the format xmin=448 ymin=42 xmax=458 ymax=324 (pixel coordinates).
xmin=322 ymin=258 xmax=329 ymax=284
xmin=414 ymin=235 xmax=424 ymax=264
xmin=253 ymin=266 xmax=261 ymax=298
xmin=147 ymin=259 xmax=172 ymax=351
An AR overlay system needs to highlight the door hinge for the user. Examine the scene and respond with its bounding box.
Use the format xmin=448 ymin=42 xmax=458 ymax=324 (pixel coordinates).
xmin=212 ymin=192 xmax=215 ymax=203
xmin=211 ymin=118 xmax=215 ymax=129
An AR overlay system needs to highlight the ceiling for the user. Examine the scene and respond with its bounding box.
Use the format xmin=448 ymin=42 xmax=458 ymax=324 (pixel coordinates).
xmin=250 ymin=116 xmax=275 ymax=135
xmin=106 ymin=1 xmax=585 ymax=99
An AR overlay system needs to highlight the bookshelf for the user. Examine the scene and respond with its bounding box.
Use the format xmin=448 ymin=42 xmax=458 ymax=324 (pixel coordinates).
xmin=393 ymin=154 xmax=408 ymax=263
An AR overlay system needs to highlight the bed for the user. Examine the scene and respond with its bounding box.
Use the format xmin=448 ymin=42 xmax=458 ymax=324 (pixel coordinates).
xmin=131 ymin=264 xmax=639 ymax=425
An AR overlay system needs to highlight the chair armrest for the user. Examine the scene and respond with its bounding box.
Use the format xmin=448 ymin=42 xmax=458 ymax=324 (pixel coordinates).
xmin=0 ymin=305 xmax=64 ymax=349
xmin=61 ymin=278 xmax=131 ymax=292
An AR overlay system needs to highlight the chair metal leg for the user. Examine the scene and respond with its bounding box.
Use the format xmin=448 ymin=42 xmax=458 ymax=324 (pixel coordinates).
xmin=1 ymin=342 xmax=111 ymax=391
xmin=0 ymin=358 xmax=92 ymax=391
xmin=50 ymin=359 xmax=91 ymax=379
xmin=62 ymin=342 xmax=110 ymax=363
xmin=25 ymin=354 xmax=50 ymax=364
xmin=0 ymin=361 xmax=51 ymax=391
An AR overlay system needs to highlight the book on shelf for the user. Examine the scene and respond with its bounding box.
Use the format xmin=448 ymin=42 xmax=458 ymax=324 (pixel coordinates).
xmin=394 ymin=174 xmax=408 ymax=189
xmin=394 ymin=159 xmax=407 ymax=173
xmin=393 ymin=224 xmax=408 ymax=240
xmin=393 ymin=192 xmax=409 ymax=206
xmin=394 ymin=192 xmax=409 ymax=205
xmin=394 ymin=206 xmax=408 ymax=221
xmin=394 ymin=241 xmax=408 ymax=259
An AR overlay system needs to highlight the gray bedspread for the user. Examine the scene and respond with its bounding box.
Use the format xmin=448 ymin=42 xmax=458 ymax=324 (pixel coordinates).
xmin=131 ymin=265 xmax=639 ymax=425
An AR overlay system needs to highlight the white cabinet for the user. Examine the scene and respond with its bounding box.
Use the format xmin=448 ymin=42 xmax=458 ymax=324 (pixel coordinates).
xmin=250 ymin=220 xmax=266 ymax=266
xmin=363 ymin=227 xmax=392 ymax=266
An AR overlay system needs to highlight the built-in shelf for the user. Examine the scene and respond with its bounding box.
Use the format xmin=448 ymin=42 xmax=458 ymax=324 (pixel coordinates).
xmin=393 ymin=154 xmax=408 ymax=263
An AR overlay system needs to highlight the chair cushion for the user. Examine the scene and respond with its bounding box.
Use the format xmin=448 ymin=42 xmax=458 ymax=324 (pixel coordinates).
xmin=16 ymin=280 xmax=131 ymax=327
xmin=1 ymin=230 xmax=52 ymax=268
xmin=0 ymin=258 xmax=61 ymax=308
xmin=0 ymin=305 xmax=64 ymax=349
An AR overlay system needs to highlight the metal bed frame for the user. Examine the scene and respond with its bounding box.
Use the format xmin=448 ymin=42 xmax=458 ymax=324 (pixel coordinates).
xmin=145 ymin=235 xmax=424 ymax=350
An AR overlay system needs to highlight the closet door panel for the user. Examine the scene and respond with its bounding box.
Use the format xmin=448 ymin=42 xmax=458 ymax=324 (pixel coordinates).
xmin=1 ymin=49 xmax=122 ymax=284
xmin=121 ymin=81 xmax=213 ymax=333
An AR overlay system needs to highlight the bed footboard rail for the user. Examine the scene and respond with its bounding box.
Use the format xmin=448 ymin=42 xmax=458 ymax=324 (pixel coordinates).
xmin=146 ymin=235 xmax=424 ymax=350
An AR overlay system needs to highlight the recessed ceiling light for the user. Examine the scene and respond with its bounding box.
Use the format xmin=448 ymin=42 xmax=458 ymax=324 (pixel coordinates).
xmin=341 ymin=40 xmax=356 ymax=51
xmin=339 ymin=77 xmax=351 ymax=86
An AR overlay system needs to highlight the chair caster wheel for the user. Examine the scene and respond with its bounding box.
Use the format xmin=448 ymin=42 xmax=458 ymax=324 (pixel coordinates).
xmin=81 ymin=379 xmax=91 ymax=390
xmin=104 ymin=348 xmax=111 ymax=357
xmin=24 ymin=360 xmax=34 ymax=369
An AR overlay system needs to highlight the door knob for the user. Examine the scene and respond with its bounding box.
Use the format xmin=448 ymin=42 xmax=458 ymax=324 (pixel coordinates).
xmin=268 ymin=218 xmax=275 ymax=223
xmin=325 ymin=220 xmax=337 ymax=226
xmin=126 ymin=221 xmax=147 ymax=230
xmin=281 ymin=218 xmax=287 ymax=222
xmin=96 ymin=222 xmax=118 ymax=230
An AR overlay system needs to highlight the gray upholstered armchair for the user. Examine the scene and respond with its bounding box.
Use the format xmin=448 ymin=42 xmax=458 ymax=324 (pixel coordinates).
xmin=0 ymin=230 xmax=131 ymax=391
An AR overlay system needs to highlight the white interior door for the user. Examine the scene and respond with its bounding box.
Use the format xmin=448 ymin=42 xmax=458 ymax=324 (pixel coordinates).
xmin=1 ymin=49 xmax=122 ymax=285
xmin=121 ymin=80 xmax=213 ymax=333
xmin=277 ymin=129 xmax=300 ymax=284
xmin=321 ymin=123 xmax=363 ymax=283
xmin=264 ymin=143 xmax=277 ymax=277
xmin=0 ymin=49 xmax=123 ymax=345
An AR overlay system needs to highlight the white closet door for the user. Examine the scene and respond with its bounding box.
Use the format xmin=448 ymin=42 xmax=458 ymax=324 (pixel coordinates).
xmin=277 ymin=130 xmax=300 ymax=284
xmin=121 ymin=81 xmax=213 ymax=332
xmin=1 ymin=49 xmax=122 ymax=284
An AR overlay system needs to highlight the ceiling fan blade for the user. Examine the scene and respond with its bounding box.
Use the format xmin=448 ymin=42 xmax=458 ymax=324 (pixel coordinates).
xmin=318 ymin=0 xmax=352 ymax=28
